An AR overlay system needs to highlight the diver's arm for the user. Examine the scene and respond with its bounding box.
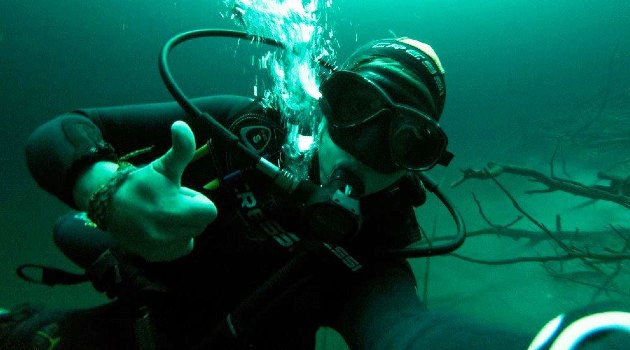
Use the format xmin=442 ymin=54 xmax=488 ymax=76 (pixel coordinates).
xmin=26 ymin=115 xmax=217 ymax=262
xmin=25 ymin=112 xmax=120 ymax=209
xmin=25 ymin=95 xmax=253 ymax=261
xmin=331 ymin=261 xmax=533 ymax=350
xmin=25 ymin=95 xmax=254 ymax=209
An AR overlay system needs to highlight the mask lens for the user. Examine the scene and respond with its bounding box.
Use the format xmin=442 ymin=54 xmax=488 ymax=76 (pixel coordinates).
xmin=321 ymin=71 xmax=389 ymax=128
xmin=390 ymin=107 xmax=447 ymax=170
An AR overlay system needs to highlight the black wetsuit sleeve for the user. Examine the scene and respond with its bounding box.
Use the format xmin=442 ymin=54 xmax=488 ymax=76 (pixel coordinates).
xmin=330 ymin=260 xmax=534 ymax=350
xmin=25 ymin=95 xmax=254 ymax=208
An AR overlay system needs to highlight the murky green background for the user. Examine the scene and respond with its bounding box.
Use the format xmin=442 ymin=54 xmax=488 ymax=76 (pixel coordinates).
xmin=1 ymin=1 xmax=629 ymax=348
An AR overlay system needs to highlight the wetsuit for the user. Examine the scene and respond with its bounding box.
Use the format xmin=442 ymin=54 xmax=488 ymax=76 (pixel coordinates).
xmin=22 ymin=95 xmax=533 ymax=349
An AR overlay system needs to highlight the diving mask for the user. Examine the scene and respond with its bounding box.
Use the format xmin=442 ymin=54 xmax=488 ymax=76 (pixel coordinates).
xmin=319 ymin=70 xmax=453 ymax=173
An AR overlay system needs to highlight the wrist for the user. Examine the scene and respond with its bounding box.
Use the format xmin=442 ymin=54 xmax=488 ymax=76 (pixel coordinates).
xmin=73 ymin=161 xmax=120 ymax=211
xmin=86 ymin=163 xmax=136 ymax=230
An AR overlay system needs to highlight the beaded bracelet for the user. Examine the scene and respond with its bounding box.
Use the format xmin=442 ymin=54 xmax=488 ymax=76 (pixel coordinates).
xmin=87 ymin=163 xmax=136 ymax=231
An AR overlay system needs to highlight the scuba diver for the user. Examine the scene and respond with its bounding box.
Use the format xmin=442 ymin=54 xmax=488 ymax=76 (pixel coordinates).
xmin=3 ymin=35 xmax=629 ymax=350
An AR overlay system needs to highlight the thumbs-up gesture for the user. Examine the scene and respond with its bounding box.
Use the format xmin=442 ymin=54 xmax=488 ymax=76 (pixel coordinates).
xmin=107 ymin=121 xmax=217 ymax=261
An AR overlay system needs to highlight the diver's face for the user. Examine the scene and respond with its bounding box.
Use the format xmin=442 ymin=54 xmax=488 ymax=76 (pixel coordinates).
xmin=318 ymin=126 xmax=405 ymax=195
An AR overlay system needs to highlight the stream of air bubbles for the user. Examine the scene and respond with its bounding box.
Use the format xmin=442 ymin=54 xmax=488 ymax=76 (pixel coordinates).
xmin=221 ymin=0 xmax=338 ymax=178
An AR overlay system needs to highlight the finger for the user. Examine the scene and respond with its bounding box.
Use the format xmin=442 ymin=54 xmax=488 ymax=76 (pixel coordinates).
xmin=175 ymin=188 xmax=218 ymax=230
xmin=152 ymin=121 xmax=196 ymax=185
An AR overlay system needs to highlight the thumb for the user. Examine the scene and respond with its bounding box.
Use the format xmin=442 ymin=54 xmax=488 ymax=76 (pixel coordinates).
xmin=152 ymin=121 xmax=196 ymax=185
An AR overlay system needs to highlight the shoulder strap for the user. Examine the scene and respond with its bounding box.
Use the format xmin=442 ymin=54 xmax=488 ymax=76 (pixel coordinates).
xmin=206 ymin=99 xmax=286 ymax=176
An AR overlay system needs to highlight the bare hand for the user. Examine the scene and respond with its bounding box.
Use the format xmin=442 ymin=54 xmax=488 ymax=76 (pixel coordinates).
xmin=108 ymin=121 xmax=217 ymax=261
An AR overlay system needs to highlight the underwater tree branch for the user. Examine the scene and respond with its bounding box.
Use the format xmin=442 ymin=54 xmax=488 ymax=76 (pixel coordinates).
xmin=548 ymin=36 xmax=622 ymax=175
xmin=610 ymin=225 xmax=630 ymax=249
xmin=452 ymin=162 xmax=630 ymax=209
xmin=483 ymin=168 xmax=572 ymax=251
xmin=464 ymin=227 xmax=615 ymax=243
xmin=450 ymin=252 xmax=630 ymax=265
xmin=590 ymin=255 xmax=625 ymax=302
xmin=481 ymin=167 xmax=607 ymax=274
xmin=545 ymin=266 xmax=630 ymax=299
xmin=471 ymin=192 xmax=523 ymax=229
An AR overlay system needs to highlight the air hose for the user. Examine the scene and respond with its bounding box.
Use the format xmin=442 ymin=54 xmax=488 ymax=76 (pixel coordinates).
xmin=158 ymin=28 xmax=466 ymax=260
xmin=384 ymin=172 xmax=466 ymax=259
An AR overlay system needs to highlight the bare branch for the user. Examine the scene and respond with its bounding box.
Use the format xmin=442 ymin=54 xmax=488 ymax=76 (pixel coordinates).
xmin=453 ymin=162 xmax=630 ymax=209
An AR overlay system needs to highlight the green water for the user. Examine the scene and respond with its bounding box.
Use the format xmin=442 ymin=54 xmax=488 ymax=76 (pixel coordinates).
xmin=1 ymin=1 xmax=629 ymax=348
